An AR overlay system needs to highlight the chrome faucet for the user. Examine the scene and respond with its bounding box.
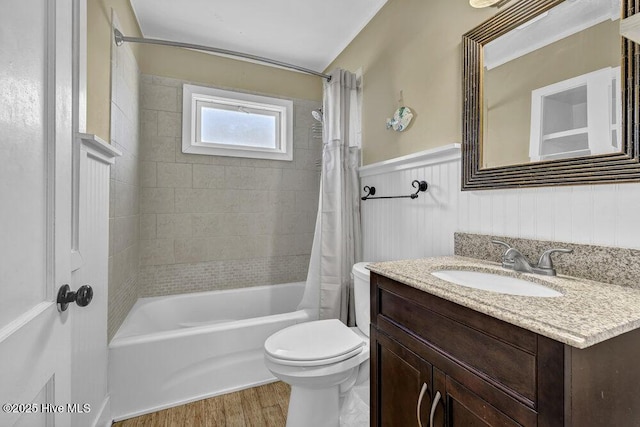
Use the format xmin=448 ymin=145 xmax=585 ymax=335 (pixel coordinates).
xmin=491 ymin=240 xmax=573 ymax=276
xmin=504 ymin=247 xmax=534 ymax=273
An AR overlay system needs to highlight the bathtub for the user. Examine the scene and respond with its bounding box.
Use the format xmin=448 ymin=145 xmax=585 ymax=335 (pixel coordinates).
xmin=109 ymin=281 xmax=312 ymax=421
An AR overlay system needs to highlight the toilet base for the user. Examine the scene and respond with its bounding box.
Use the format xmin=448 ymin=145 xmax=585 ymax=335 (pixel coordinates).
xmin=286 ymin=384 xmax=340 ymax=427
xmin=264 ymin=326 xmax=370 ymax=427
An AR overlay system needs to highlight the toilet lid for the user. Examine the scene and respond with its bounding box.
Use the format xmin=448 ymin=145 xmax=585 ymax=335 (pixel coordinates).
xmin=264 ymin=319 xmax=365 ymax=366
xmin=352 ymin=262 xmax=370 ymax=281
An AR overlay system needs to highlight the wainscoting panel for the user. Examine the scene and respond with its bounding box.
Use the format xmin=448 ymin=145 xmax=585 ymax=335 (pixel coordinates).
xmin=359 ymin=145 xmax=461 ymax=262
xmin=72 ymin=134 xmax=121 ymax=427
xmin=461 ymin=183 xmax=640 ymax=249
xmin=359 ymin=144 xmax=640 ymax=263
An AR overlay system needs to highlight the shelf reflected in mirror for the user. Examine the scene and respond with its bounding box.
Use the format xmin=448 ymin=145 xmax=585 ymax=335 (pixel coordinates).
xmin=462 ymin=0 xmax=640 ymax=190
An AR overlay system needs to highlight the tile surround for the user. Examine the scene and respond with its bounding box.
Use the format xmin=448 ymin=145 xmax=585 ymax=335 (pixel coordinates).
xmin=108 ymin=33 xmax=141 ymax=341
xmin=137 ymin=74 xmax=321 ymax=296
xmin=108 ymin=274 xmax=139 ymax=340
xmin=138 ymin=255 xmax=310 ymax=297
xmin=96 ymin=45 xmax=486 ymax=339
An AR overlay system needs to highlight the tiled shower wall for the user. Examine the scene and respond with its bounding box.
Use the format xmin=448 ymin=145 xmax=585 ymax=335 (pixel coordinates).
xmin=360 ymin=145 xmax=640 ymax=263
xmin=138 ymin=74 xmax=321 ymax=297
xmin=108 ymin=28 xmax=141 ymax=340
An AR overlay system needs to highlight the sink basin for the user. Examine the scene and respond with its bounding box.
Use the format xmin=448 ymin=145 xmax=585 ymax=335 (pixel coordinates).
xmin=431 ymin=270 xmax=562 ymax=297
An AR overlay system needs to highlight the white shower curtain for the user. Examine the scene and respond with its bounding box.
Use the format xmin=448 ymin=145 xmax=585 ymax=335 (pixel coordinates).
xmin=298 ymin=69 xmax=363 ymax=323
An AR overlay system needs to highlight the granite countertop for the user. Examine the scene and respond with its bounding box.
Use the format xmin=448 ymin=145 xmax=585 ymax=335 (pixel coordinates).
xmin=368 ymin=256 xmax=640 ymax=349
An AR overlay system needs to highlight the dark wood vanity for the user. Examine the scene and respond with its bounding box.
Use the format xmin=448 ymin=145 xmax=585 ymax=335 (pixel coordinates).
xmin=370 ymin=272 xmax=640 ymax=426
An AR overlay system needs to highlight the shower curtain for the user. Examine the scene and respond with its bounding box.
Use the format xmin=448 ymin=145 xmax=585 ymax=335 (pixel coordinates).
xmin=298 ymin=68 xmax=362 ymax=323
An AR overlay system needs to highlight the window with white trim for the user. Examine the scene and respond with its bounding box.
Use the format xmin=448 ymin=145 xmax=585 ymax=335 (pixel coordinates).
xmin=182 ymin=84 xmax=293 ymax=161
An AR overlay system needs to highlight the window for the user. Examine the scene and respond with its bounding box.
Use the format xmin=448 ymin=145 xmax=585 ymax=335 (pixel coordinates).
xmin=182 ymin=84 xmax=293 ymax=161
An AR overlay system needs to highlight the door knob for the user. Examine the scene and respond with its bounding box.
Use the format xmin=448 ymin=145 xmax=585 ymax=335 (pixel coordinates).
xmin=57 ymin=284 xmax=93 ymax=312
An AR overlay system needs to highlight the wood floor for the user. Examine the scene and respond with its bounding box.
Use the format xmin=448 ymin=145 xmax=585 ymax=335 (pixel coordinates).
xmin=113 ymin=381 xmax=291 ymax=427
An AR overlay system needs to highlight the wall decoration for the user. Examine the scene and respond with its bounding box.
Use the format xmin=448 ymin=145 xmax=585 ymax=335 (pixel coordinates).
xmin=386 ymin=106 xmax=413 ymax=132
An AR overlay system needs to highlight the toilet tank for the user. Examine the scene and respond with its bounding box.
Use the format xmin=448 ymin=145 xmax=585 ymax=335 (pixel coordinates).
xmin=352 ymin=262 xmax=371 ymax=337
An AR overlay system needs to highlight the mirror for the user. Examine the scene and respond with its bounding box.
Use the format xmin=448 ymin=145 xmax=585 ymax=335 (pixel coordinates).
xmin=483 ymin=0 xmax=621 ymax=168
xmin=462 ymin=0 xmax=640 ymax=190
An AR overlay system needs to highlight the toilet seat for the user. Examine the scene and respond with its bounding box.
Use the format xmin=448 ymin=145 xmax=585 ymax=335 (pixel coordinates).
xmin=263 ymin=263 xmax=372 ymax=427
xmin=264 ymin=319 xmax=365 ymax=367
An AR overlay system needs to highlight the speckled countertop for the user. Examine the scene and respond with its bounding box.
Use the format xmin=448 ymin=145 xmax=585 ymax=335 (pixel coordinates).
xmin=368 ymin=256 xmax=640 ymax=349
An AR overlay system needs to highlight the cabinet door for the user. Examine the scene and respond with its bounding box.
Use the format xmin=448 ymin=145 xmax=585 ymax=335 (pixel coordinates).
xmin=431 ymin=369 xmax=523 ymax=427
xmin=373 ymin=331 xmax=433 ymax=427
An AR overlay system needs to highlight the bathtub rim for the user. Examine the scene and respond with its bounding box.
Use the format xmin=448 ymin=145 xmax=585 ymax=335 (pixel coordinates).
xmin=111 ymin=281 xmax=306 ymax=345
xmin=110 ymin=308 xmax=313 ymax=348
xmin=128 ymin=280 xmax=306 ymax=308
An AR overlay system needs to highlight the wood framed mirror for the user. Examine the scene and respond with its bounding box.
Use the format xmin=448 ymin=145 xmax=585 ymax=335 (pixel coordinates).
xmin=462 ymin=0 xmax=640 ymax=190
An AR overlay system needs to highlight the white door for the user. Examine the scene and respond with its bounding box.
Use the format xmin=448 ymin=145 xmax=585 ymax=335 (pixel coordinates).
xmin=0 ymin=0 xmax=74 ymax=425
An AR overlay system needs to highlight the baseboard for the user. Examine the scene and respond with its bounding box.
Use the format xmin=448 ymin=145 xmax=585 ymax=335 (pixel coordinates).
xmin=92 ymin=395 xmax=112 ymax=427
xmin=111 ymin=379 xmax=278 ymax=422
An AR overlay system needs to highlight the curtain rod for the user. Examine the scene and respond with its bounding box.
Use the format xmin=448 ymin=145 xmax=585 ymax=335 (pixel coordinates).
xmin=114 ymin=29 xmax=331 ymax=81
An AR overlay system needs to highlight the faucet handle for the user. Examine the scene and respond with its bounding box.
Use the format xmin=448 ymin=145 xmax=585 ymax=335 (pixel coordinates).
xmin=491 ymin=240 xmax=511 ymax=252
xmin=492 ymin=240 xmax=515 ymax=267
xmin=537 ymin=248 xmax=573 ymax=269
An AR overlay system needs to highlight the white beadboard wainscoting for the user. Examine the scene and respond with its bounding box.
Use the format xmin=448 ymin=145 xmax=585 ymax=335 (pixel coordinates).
xmin=358 ymin=144 xmax=640 ymax=262
xmin=359 ymin=145 xmax=462 ymax=261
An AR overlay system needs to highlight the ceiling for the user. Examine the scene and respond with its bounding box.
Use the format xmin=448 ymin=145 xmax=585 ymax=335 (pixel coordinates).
xmin=129 ymin=0 xmax=388 ymax=73
xmin=484 ymin=0 xmax=620 ymax=70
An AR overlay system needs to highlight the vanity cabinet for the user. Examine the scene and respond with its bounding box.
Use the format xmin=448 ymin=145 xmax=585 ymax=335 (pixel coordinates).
xmin=374 ymin=332 xmax=434 ymax=426
xmin=370 ymin=272 xmax=640 ymax=427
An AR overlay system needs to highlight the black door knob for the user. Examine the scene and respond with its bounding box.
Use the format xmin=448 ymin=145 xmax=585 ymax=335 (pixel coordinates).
xmin=57 ymin=284 xmax=94 ymax=312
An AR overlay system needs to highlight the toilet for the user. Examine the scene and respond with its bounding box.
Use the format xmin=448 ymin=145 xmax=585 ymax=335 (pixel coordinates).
xmin=264 ymin=262 xmax=371 ymax=427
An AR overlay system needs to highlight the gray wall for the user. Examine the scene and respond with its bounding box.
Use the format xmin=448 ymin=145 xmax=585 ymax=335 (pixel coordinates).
xmin=137 ymin=74 xmax=322 ymax=297
xmin=108 ymin=38 xmax=141 ymax=341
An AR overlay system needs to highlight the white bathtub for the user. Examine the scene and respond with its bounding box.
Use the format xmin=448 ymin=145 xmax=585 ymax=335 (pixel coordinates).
xmin=109 ymin=282 xmax=312 ymax=421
